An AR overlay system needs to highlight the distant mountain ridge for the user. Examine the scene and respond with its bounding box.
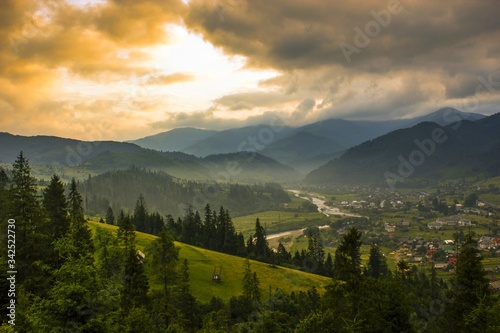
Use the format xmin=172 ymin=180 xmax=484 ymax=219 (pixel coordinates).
xmin=401 ymin=107 xmax=486 ymax=128
xmin=181 ymin=125 xmax=294 ymax=157
xmin=0 ymin=132 xmax=142 ymax=165
xmin=0 ymin=132 xmax=299 ymax=183
xmin=129 ymin=108 xmax=485 ymax=173
xmin=0 ymin=108 xmax=491 ymax=184
xmin=305 ymin=112 xmax=500 ymax=186
xmin=128 ymin=127 xmax=218 ymax=152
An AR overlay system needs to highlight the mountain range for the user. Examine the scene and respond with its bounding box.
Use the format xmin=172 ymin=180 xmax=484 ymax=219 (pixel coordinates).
xmin=1 ymin=107 xmax=496 ymax=186
xmin=129 ymin=107 xmax=486 ymax=173
xmin=0 ymin=133 xmax=299 ymax=183
xmin=305 ymin=112 xmax=500 ymax=186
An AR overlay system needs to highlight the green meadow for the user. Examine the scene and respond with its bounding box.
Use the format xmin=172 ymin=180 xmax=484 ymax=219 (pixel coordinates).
xmin=89 ymin=222 xmax=332 ymax=303
xmin=232 ymin=210 xmax=330 ymax=237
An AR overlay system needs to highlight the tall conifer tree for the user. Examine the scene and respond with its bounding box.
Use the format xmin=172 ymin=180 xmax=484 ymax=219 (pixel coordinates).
xmin=42 ymin=175 xmax=69 ymax=240
xmin=9 ymin=152 xmax=46 ymax=291
xmin=68 ymin=178 xmax=94 ymax=258
xmin=118 ymin=216 xmax=149 ymax=312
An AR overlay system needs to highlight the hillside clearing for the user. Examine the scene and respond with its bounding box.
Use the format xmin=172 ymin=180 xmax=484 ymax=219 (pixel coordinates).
xmin=89 ymin=222 xmax=332 ymax=302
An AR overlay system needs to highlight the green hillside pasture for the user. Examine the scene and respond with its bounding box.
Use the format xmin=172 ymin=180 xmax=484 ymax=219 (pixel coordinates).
xmin=475 ymin=176 xmax=500 ymax=188
xmin=479 ymin=193 xmax=500 ymax=207
xmin=232 ymin=210 xmax=330 ymax=237
xmin=89 ymin=222 xmax=331 ymax=302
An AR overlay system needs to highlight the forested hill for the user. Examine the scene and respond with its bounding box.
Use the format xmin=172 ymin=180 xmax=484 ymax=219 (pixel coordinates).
xmin=79 ymin=167 xmax=291 ymax=218
xmin=0 ymin=132 xmax=142 ymax=164
xmin=0 ymin=132 xmax=300 ymax=183
xmin=305 ymin=113 xmax=500 ymax=186
xmin=202 ymin=152 xmax=300 ymax=182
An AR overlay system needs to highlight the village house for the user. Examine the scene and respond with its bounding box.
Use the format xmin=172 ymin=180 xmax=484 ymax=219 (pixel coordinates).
xmin=434 ymin=263 xmax=448 ymax=269
xmin=479 ymin=236 xmax=496 ymax=250
xmin=385 ymin=223 xmax=396 ymax=233
xmin=429 ymin=215 xmax=472 ymax=229
xmin=397 ymin=220 xmax=410 ymax=230
xmin=428 ymin=221 xmax=442 ymax=230
xmin=413 ymin=256 xmax=424 ymax=263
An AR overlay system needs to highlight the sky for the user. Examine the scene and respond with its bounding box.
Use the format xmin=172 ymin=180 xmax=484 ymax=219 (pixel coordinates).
xmin=1 ymin=0 xmax=499 ymax=141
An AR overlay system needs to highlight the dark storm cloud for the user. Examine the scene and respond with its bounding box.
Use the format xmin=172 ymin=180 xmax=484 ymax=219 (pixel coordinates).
xmin=185 ymin=0 xmax=500 ymax=120
xmin=186 ymin=0 xmax=500 ymax=72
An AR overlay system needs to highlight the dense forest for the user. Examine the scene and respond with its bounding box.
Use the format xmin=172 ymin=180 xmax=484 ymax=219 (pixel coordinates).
xmin=77 ymin=167 xmax=291 ymax=218
xmin=1 ymin=153 xmax=500 ymax=332
xmin=104 ymin=193 xmax=331 ymax=276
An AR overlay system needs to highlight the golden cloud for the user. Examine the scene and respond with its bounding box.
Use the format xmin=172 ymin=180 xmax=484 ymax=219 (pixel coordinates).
xmin=147 ymin=72 xmax=195 ymax=85
xmin=0 ymin=0 xmax=186 ymax=139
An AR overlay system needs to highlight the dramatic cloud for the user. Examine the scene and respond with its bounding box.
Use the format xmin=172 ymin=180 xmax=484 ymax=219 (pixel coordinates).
xmin=185 ymin=0 xmax=500 ymax=121
xmin=0 ymin=0 xmax=499 ymax=140
xmin=0 ymin=0 xmax=186 ymax=139
xmin=185 ymin=0 xmax=500 ymax=70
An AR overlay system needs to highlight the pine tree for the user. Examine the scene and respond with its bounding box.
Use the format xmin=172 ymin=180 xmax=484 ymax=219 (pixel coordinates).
xmin=165 ymin=214 xmax=181 ymax=239
xmin=42 ymin=175 xmax=70 ymax=240
xmin=242 ymin=259 xmax=261 ymax=303
xmin=133 ymin=194 xmax=147 ymax=232
xmin=41 ymin=174 xmax=71 ymax=271
xmin=149 ymin=231 xmax=179 ymax=299
xmin=333 ymin=227 xmax=362 ymax=282
xmin=455 ymin=233 xmax=490 ymax=297
xmin=442 ymin=233 xmax=491 ymax=331
xmin=0 ymin=169 xmax=10 ymax=314
xmin=203 ymin=204 xmax=215 ymax=249
xmin=277 ymin=243 xmax=291 ymax=264
xmin=121 ymin=247 xmax=149 ymax=311
xmin=30 ymin=234 xmax=103 ymax=332
xmin=8 ymin=152 xmax=46 ymax=292
xmin=117 ymin=209 xmax=126 ymax=226
xmin=215 ymin=206 xmax=227 ymax=252
xmin=94 ymin=227 xmax=122 ymax=280
xmin=148 ymin=212 xmax=165 ymax=235
xmin=105 ymin=206 xmax=115 ymax=225
xmin=194 ymin=210 xmax=203 ymax=245
xmin=118 ymin=216 xmax=149 ymax=312
xmin=181 ymin=206 xmax=201 ymax=245
xmin=366 ymin=244 xmax=390 ymax=279
xmin=306 ymin=229 xmax=325 ymax=275
xmin=324 ymin=253 xmax=334 ymax=278
xmin=172 ymin=259 xmax=198 ymax=331
xmin=254 ymin=218 xmax=269 ymax=260
xmin=293 ymin=250 xmax=302 ymax=267
xmin=246 ymin=235 xmax=254 ymax=258
xmin=0 ymin=168 xmax=9 ymax=222
xmin=223 ymin=209 xmax=238 ymax=254
xmin=68 ymin=178 xmax=94 ymax=258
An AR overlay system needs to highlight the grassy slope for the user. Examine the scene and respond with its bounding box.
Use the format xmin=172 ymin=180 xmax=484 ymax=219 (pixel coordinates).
xmin=89 ymin=222 xmax=331 ymax=303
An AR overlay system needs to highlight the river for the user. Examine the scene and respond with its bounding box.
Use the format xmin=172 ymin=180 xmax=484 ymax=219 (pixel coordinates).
xmin=266 ymin=190 xmax=361 ymax=240
xmin=288 ymin=190 xmax=361 ymax=218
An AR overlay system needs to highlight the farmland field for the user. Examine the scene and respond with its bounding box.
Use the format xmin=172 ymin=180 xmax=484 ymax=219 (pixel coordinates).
xmin=232 ymin=210 xmax=330 ymax=237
